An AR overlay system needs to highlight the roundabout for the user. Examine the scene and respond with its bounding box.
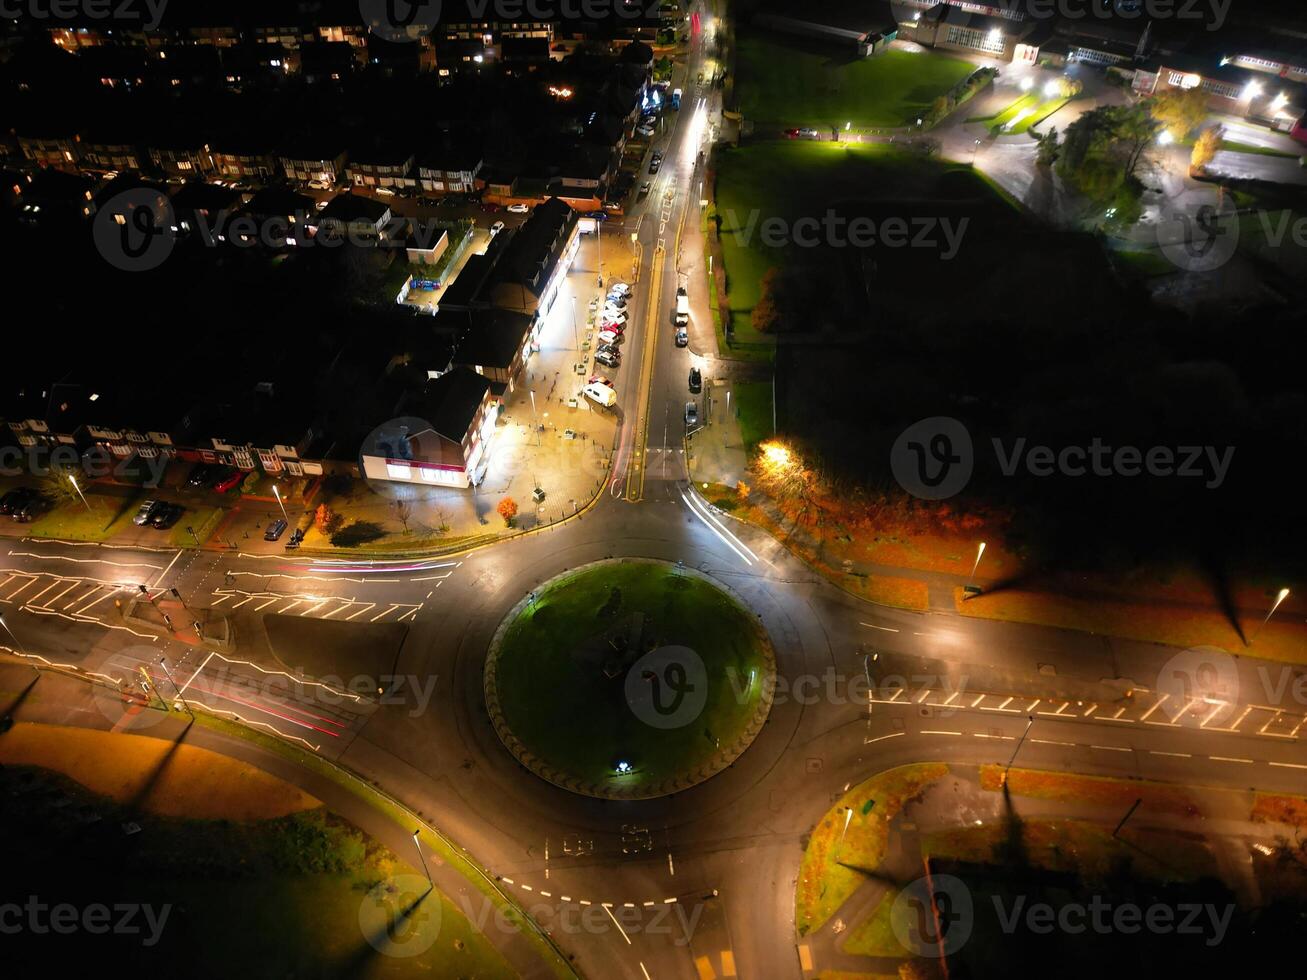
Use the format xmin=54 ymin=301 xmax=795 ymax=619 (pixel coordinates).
xmin=483 ymin=558 xmax=777 ymax=799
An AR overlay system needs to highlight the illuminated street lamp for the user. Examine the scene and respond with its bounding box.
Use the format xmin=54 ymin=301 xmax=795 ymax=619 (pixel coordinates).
xmin=1158 ymin=130 xmax=1173 ymax=146
xmin=412 ymin=828 xmax=433 ymax=887
xmin=272 ymin=484 xmax=290 ymax=525
xmin=963 ymin=541 xmax=986 ymax=599
xmin=1002 ymin=716 xmax=1035 ymax=784
xmin=0 ymin=613 xmax=29 ymax=656
xmin=1250 ymin=587 xmax=1291 ymax=645
xmin=68 ymin=474 xmax=90 ymax=511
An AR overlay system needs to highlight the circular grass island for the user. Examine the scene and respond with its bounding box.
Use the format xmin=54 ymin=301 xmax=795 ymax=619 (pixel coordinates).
xmin=484 ymin=559 xmax=776 ymax=800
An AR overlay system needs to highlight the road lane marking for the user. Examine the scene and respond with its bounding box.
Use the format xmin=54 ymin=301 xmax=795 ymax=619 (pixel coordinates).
xmin=1148 ymin=750 xmax=1191 ymax=758
xmin=1090 ymin=744 xmax=1132 ymax=752
xmin=1209 ymin=756 xmax=1253 ymax=764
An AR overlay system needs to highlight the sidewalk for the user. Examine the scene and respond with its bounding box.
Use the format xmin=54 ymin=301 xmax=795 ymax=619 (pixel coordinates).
xmin=687 ymin=377 xmax=748 ymax=487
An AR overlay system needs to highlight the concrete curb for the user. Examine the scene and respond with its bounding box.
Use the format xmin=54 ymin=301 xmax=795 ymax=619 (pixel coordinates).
xmin=483 ymin=557 xmax=777 ymax=800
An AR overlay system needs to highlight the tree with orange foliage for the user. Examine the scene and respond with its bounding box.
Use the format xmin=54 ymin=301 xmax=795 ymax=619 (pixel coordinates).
xmin=497 ymin=496 xmax=519 ymax=526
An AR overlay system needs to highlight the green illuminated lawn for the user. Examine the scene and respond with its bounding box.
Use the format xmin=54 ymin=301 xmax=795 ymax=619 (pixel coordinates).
xmin=492 ymin=561 xmax=769 ymax=791
xmin=736 ymin=32 xmax=974 ymax=129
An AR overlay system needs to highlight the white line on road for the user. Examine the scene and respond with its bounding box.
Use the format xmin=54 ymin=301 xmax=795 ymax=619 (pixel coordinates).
xmin=1030 ymin=738 xmax=1076 ymax=747
xmin=864 ymin=731 xmax=905 ymax=744
xmin=1090 ymin=744 xmax=1132 ymax=753
xmin=1148 ymin=751 xmax=1191 ymax=758
xmin=1209 ymin=756 xmax=1253 ymax=764
xmin=1269 ymin=761 xmax=1307 ymax=770
xmin=860 ymin=622 xmax=899 ymax=632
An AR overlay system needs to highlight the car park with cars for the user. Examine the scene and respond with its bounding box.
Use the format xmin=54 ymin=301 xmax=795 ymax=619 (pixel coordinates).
xmin=149 ymin=502 xmax=183 ymax=529
xmin=1 ymin=487 xmax=37 ymax=516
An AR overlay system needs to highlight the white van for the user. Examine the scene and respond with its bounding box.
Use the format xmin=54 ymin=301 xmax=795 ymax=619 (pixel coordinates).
xmin=675 ymin=292 xmax=690 ymax=326
xmin=583 ymin=382 xmax=617 ymax=407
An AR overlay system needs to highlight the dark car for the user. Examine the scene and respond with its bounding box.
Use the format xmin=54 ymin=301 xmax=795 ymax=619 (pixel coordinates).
xmin=265 ymin=519 xmax=288 ymax=542
xmin=286 ymin=527 xmax=305 ymax=550
xmin=186 ymin=463 xmax=215 ymax=487
xmin=595 ymin=350 xmax=621 ymax=369
xmin=12 ymin=498 xmax=44 ymax=523
xmin=212 ymin=468 xmax=242 ymax=493
xmin=149 ymin=502 xmax=183 ymax=529
xmin=1 ymin=487 xmax=36 ymax=516
xmin=649 ymin=153 xmax=663 ymax=175
xmin=689 ymin=367 xmax=702 ymax=393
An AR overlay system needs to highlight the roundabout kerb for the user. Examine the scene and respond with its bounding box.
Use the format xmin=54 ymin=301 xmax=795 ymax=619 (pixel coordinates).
xmin=483 ymin=557 xmax=778 ymax=800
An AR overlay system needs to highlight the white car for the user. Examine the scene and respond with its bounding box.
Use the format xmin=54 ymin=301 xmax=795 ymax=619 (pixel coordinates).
xmin=507 ymin=203 xmax=531 ymax=214
xmin=583 ymin=382 xmax=617 ymax=407
xmin=602 ymin=307 xmax=628 ymax=322
xmin=375 ymin=186 xmax=396 ymax=197
xmin=598 ymin=330 xmax=623 ymax=346
xmin=490 ymin=220 xmax=505 ymax=235
xmin=608 ymin=281 xmax=631 ymax=296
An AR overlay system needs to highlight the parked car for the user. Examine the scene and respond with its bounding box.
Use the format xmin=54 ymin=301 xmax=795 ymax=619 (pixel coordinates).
xmin=636 ymin=126 xmax=655 ymax=138
xmin=598 ymin=330 xmax=623 ymax=346
xmin=609 ymin=281 xmax=631 ymax=296
xmin=784 ymin=128 xmax=800 ymax=138
xmin=186 ymin=463 xmax=215 ymax=487
xmin=798 ymin=128 xmax=819 ymax=138
xmin=689 ymin=367 xmax=702 ymax=393
xmin=212 ymin=469 xmax=242 ymax=493
xmin=490 ymin=220 xmax=505 ymax=235
xmin=649 ymin=152 xmax=663 ymax=174
xmin=264 ymin=519 xmax=288 ymax=542
xmin=685 ymin=401 xmax=698 ymax=426
xmin=638 ymin=181 xmax=652 ymax=199
xmin=0 ymin=488 xmax=36 ymax=516
xmin=133 ymin=499 xmax=161 ymax=526
xmin=375 ymin=186 xmax=396 ymax=197
xmin=675 ymin=327 xmax=689 ymax=347
xmin=307 ymin=179 xmax=330 ymax=190
xmin=149 ymin=503 xmax=183 ymax=529
xmin=480 ymin=202 xmax=501 ymax=213
xmin=12 ymin=498 xmax=43 ymax=523
xmin=582 ymin=382 xmax=617 ymax=408
xmin=286 ymin=527 xmax=305 ymax=550
xmin=605 ymin=292 xmax=628 ymax=307
xmin=589 ymin=374 xmax=614 ymax=387
xmin=507 ymin=203 xmax=531 ymax=214
xmin=602 ymin=307 xmax=628 ymax=323
xmin=595 ymin=350 xmax=621 ymax=368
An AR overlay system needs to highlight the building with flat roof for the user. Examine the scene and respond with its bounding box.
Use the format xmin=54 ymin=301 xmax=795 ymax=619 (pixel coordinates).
xmin=754 ymin=0 xmax=899 ymax=57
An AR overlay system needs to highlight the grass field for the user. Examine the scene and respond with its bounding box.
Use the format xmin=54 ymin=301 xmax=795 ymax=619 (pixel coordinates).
xmin=493 ymin=562 xmax=770 ymax=791
xmin=972 ymin=92 xmax=1072 ymax=134
xmin=712 ymin=141 xmax=1008 ymax=360
xmin=1 ymin=732 xmax=514 ymax=978
xmin=736 ymin=30 xmax=974 ymax=128
xmin=732 ymin=381 xmax=774 ymax=449
xmin=795 ymin=763 xmax=948 ymax=936
xmin=26 ymin=492 xmax=141 ymax=542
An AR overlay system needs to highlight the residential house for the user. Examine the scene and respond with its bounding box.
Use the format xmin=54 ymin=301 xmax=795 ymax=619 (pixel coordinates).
xmin=360 ymin=367 xmax=497 ymax=489
xmin=418 ymin=144 xmax=484 ymax=194
xmin=279 ymin=144 xmax=348 ymax=187
xmin=317 ymin=192 xmax=393 ymax=243
xmin=348 ymin=146 xmax=417 ymax=190
xmin=147 ymin=138 xmax=216 ymax=180
xmin=16 ymin=130 xmax=81 ymax=170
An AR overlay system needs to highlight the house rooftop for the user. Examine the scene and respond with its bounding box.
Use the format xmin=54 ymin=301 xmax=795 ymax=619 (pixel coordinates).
xmin=319 ymin=192 xmax=390 ymax=225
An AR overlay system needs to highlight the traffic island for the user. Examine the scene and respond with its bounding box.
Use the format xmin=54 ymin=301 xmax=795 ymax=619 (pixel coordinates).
xmin=484 ymin=558 xmax=776 ymax=800
xmin=122 ymin=596 xmax=234 ymax=653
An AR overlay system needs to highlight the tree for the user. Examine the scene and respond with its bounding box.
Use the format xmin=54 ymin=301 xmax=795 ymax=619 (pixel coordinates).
xmin=1191 ymin=124 xmax=1224 ymax=173
xmin=497 ymin=497 xmax=518 ymax=526
xmin=392 ymin=498 xmax=413 ymax=533
xmin=43 ymin=465 xmax=84 ymax=508
xmin=1037 ymin=127 xmax=1060 ymax=168
xmin=1057 ymin=104 xmax=1158 ymax=222
xmin=1149 ymin=87 xmax=1210 ymax=140
xmin=735 ymin=481 xmax=751 ymax=500
xmin=751 ymin=267 xmax=785 ymax=334
xmin=314 ymin=502 xmax=333 ymax=532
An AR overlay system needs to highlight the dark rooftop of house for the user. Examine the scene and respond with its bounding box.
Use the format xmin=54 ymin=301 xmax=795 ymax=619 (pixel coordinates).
xmin=447 ymin=309 xmax=534 ymax=371
xmin=319 ymin=192 xmax=390 ymax=225
xmin=414 ymin=367 xmax=491 ymax=444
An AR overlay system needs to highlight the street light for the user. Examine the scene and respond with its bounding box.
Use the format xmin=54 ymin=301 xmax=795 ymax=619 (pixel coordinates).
xmin=0 ymin=613 xmax=29 ymax=657
xmin=272 ymin=484 xmax=290 ymax=525
xmin=1250 ymin=587 xmax=1291 ymax=645
xmin=964 ymin=542 xmax=986 ymax=599
xmin=412 ymin=828 xmax=433 ymax=886
xmin=1003 ymin=716 xmax=1035 ymax=783
xmin=68 ymin=474 xmax=90 ymax=511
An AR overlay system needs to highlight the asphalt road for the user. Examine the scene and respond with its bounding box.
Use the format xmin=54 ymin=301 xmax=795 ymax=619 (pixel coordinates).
xmin=4 ymin=16 xmax=1307 ymax=980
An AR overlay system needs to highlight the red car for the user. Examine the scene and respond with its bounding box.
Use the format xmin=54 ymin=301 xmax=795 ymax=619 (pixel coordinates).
xmin=212 ymin=469 xmax=242 ymax=493
xmin=588 ymin=374 xmax=614 ymax=387
xmin=784 ymin=128 xmax=800 ymax=138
